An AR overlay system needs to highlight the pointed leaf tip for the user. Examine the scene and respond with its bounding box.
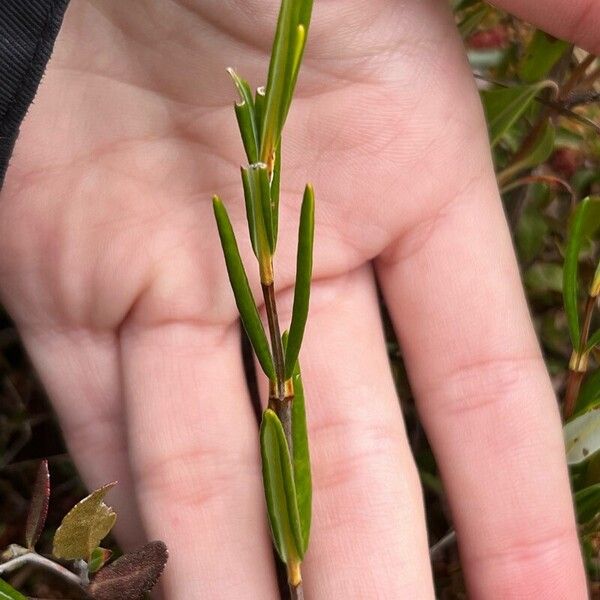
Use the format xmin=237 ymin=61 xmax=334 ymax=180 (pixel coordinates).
xmin=285 ymin=184 xmax=315 ymax=379
xmin=25 ymin=459 xmax=50 ymax=550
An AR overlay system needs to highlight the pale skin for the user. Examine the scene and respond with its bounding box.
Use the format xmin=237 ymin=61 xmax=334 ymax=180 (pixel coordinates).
xmin=0 ymin=0 xmax=597 ymax=597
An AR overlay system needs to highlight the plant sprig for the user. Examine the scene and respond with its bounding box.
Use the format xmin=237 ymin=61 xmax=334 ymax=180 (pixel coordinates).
xmin=212 ymin=0 xmax=315 ymax=596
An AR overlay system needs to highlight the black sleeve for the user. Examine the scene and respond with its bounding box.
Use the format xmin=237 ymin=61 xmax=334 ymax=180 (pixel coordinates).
xmin=0 ymin=0 xmax=70 ymax=188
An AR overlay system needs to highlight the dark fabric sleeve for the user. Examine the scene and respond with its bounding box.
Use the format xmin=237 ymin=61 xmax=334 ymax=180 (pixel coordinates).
xmin=0 ymin=0 xmax=70 ymax=188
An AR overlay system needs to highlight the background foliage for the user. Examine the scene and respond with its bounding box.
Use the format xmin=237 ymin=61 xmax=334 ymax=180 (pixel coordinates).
xmin=1 ymin=2 xmax=600 ymax=598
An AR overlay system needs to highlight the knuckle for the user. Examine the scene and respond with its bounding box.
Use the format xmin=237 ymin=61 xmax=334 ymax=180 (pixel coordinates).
xmin=134 ymin=442 xmax=256 ymax=511
xmin=428 ymin=354 xmax=547 ymax=419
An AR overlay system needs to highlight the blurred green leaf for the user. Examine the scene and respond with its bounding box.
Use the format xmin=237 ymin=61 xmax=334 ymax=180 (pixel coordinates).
xmin=563 ymin=197 xmax=600 ymax=349
xmin=575 ymin=483 xmax=600 ymax=523
xmin=458 ymin=3 xmax=488 ymax=38
xmin=586 ymin=329 xmax=600 ymax=353
xmin=260 ymin=409 xmax=303 ymax=564
xmin=0 ymin=579 xmax=26 ymax=600
xmin=524 ymin=262 xmax=563 ymax=296
xmin=481 ymin=81 xmax=557 ymax=147
xmin=498 ymin=121 xmax=556 ymax=187
xmin=574 ymin=370 xmax=600 ymax=418
xmin=518 ymin=31 xmax=570 ymax=83
xmin=212 ymin=197 xmax=275 ymax=380
xmin=89 ymin=546 xmax=113 ymax=574
xmin=25 ymin=459 xmax=50 ymax=550
xmin=516 ymin=205 xmax=549 ymax=263
xmin=289 ymin=348 xmax=312 ymax=555
xmin=565 ymin=408 xmax=600 ymax=465
xmin=285 ymin=185 xmax=315 ymax=379
xmin=53 ymin=483 xmax=117 ymax=561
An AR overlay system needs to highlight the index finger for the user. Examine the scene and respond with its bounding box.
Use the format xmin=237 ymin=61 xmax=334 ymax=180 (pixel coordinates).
xmin=491 ymin=0 xmax=600 ymax=53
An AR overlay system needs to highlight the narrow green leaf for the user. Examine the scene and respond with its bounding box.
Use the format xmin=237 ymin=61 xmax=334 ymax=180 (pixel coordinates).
xmin=282 ymin=332 xmax=312 ymax=555
xmin=260 ymin=409 xmax=303 ymax=563
xmin=0 ymin=579 xmax=26 ymax=600
xmin=518 ymin=31 xmax=570 ymax=83
xmin=290 ymin=354 xmax=312 ymax=554
xmin=279 ymin=23 xmax=308 ymax=130
xmin=261 ymin=0 xmax=313 ymax=164
xmin=241 ymin=168 xmax=258 ymax=257
xmin=255 ymin=87 xmax=266 ymax=143
xmin=234 ymin=102 xmax=259 ymax=165
xmin=53 ymin=483 xmax=117 ymax=561
xmin=248 ymin=163 xmax=274 ymax=254
xmin=261 ymin=0 xmax=295 ymax=163
xmin=212 ymin=197 xmax=275 ymax=379
xmin=573 ymin=370 xmax=600 ymax=418
xmin=271 ymin=143 xmax=282 ymax=248
xmin=586 ymin=329 xmax=600 ymax=353
xmin=564 ymin=407 xmax=600 ymax=464
xmin=228 ymin=69 xmax=259 ymax=163
xmin=563 ymin=197 xmax=600 ymax=349
xmin=575 ymin=484 xmax=600 ymax=524
xmin=285 ymin=185 xmax=315 ymax=379
xmin=481 ymin=81 xmax=557 ymax=147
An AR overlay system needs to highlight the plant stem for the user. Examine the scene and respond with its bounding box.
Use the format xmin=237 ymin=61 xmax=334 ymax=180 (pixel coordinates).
xmin=564 ymin=294 xmax=596 ymax=418
xmin=262 ymin=279 xmax=293 ymax=453
xmin=290 ymin=581 xmax=305 ymax=600
xmin=0 ymin=551 xmax=83 ymax=587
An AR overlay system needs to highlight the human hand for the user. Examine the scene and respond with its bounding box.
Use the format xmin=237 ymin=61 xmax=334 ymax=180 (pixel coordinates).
xmin=0 ymin=1 xmax=595 ymax=597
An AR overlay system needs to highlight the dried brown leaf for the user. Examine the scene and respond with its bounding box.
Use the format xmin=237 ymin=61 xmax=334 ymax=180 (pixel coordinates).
xmin=25 ymin=459 xmax=50 ymax=549
xmin=88 ymin=541 xmax=168 ymax=600
xmin=52 ymin=483 xmax=117 ymax=561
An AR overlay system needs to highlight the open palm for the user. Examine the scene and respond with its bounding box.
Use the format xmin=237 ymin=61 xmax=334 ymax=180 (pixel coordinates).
xmin=0 ymin=0 xmax=596 ymax=597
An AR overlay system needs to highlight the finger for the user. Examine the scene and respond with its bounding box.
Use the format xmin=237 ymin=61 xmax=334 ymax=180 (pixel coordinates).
xmin=120 ymin=319 xmax=279 ymax=599
xmin=257 ymin=266 xmax=435 ymax=598
xmin=17 ymin=325 xmax=145 ymax=549
xmin=490 ymin=0 xmax=600 ymax=54
xmin=376 ymin=95 xmax=587 ymax=600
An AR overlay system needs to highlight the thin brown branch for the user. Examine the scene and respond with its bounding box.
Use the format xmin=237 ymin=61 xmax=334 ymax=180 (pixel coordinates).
xmin=262 ymin=281 xmax=293 ymax=453
xmin=0 ymin=551 xmax=83 ymax=587
xmin=290 ymin=581 xmax=304 ymax=600
xmin=561 ymin=53 xmax=595 ymax=98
